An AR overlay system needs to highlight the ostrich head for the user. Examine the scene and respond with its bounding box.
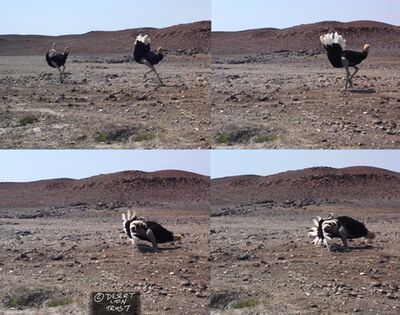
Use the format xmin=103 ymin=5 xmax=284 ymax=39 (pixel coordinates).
xmin=52 ymin=42 xmax=56 ymax=49
xmin=366 ymin=231 xmax=376 ymax=239
xmin=64 ymin=47 xmax=69 ymax=55
xmin=174 ymin=234 xmax=183 ymax=241
xmin=363 ymin=44 xmax=370 ymax=53
xmin=130 ymin=220 xmax=147 ymax=235
xmin=157 ymin=47 xmax=164 ymax=55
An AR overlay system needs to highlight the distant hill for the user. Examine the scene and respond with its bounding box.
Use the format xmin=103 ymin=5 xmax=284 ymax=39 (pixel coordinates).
xmin=212 ymin=166 xmax=400 ymax=206
xmin=0 ymin=21 xmax=211 ymax=56
xmin=0 ymin=170 xmax=210 ymax=210
xmin=212 ymin=20 xmax=400 ymax=55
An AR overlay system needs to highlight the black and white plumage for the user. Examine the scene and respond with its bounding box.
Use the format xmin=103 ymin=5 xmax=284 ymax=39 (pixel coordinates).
xmin=133 ymin=34 xmax=164 ymax=85
xmin=309 ymin=214 xmax=375 ymax=251
xmin=45 ymin=43 xmax=69 ymax=83
xmin=320 ymin=32 xmax=370 ymax=90
xmin=122 ymin=210 xmax=182 ymax=249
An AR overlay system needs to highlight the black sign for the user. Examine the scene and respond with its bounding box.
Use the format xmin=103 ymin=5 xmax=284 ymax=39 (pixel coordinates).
xmin=90 ymin=292 xmax=141 ymax=315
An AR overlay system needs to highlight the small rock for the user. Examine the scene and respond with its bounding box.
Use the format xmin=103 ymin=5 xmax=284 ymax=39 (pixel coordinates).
xmin=237 ymin=254 xmax=250 ymax=261
xmin=257 ymin=95 xmax=269 ymax=102
xmin=371 ymin=281 xmax=382 ymax=287
xmin=51 ymin=254 xmax=64 ymax=261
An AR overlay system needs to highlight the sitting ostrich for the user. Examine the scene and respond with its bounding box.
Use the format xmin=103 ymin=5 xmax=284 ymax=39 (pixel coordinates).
xmin=45 ymin=43 xmax=69 ymax=83
xmin=320 ymin=32 xmax=370 ymax=90
xmin=122 ymin=210 xmax=182 ymax=249
xmin=308 ymin=214 xmax=375 ymax=251
xmin=133 ymin=34 xmax=164 ymax=85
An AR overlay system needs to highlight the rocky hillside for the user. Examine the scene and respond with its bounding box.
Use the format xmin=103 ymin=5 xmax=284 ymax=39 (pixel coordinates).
xmin=0 ymin=21 xmax=211 ymax=55
xmin=212 ymin=20 xmax=400 ymax=55
xmin=212 ymin=166 xmax=400 ymax=207
xmin=0 ymin=170 xmax=210 ymax=209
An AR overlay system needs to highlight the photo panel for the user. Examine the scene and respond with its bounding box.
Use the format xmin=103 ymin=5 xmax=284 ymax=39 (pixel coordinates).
xmin=0 ymin=150 xmax=210 ymax=314
xmin=212 ymin=0 xmax=400 ymax=149
xmin=211 ymin=150 xmax=400 ymax=314
xmin=0 ymin=0 xmax=211 ymax=149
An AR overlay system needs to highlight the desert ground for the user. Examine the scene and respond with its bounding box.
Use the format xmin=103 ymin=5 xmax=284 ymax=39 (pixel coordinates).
xmin=0 ymin=207 xmax=210 ymax=315
xmin=212 ymin=53 xmax=400 ymax=148
xmin=0 ymin=54 xmax=210 ymax=149
xmin=211 ymin=204 xmax=400 ymax=315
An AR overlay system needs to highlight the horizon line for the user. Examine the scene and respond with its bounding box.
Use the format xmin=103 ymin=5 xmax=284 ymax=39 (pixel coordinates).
xmin=0 ymin=168 xmax=210 ymax=184
xmin=211 ymin=165 xmax=399 ymax=179
xmin=0 ymin=19 xmax=211 ymax=37
xmin=212 ymin=18 xmax=400 ymax=33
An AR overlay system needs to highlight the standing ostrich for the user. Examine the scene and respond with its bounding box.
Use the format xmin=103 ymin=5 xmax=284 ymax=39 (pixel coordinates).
xmin=133 ymin=34 xmax=164 ymax=85
xmin=320 ymin=32 xmax=370 ymax=90
xmin=45 ymin=44 xmax=69 ymax=83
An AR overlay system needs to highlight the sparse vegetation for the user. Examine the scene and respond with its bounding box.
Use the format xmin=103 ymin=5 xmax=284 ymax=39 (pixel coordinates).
xmin=216 ymin=132 xmax=233 ymax=144
xmin=133 ymin=132 xmax=156 ymax=142
xmin=254 ymin=134 xmax=278 ymax=143
xmin=95 ymin=131 xmax=110 ymax=143
xmin=20 ymin=115 xmax=38 ymax=126
xmin=47 ymin=297 xmax=74 ymax=308
xmin=95 ymin=129 xmax=156 ymax=143
xmin=4 ymin=289 xmax=50 ymax=309
xmin=232 ymin=298 xmax=261 ymax=309
xmin=4 ymin=296 xmax=19 ymax=309
xmin=216 ymin=127 xmax=262 ymax=145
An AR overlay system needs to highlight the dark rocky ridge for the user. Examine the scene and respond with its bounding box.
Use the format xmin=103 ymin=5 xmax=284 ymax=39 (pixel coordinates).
xmin=0 ymin=170 xmax=209 ymax=210
xmin=212 ymin=20 xmax=400 ymax=55
xmin=0 ymin=21 xmax=211 ymax=55
xmin=212 ymin=166 xmax=400 ymax=207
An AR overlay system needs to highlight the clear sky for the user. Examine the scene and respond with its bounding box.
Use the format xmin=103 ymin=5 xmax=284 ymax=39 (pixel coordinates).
xmin=211 ymin=150 xmax=400 ymax=178
xmin=0 ymin=150 xmax=210 ymax=182
xmin=0 ymin=0 xmax=210 ymax=36
xmin=212 ymin=0 xmax=400 ymax=31
xmin=1 ymin=150 xmax=399 ymax=181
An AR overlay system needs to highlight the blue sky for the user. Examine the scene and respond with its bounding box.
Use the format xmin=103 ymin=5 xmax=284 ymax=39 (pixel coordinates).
xmin=211 ymin=150 xmax=400 ymax=178
xmin=0 ymin=150 xmax=210 ymax=182
xmin=212 ymin=0 xmax=400 ymax=31
xmin=1 ymin=150 xmax=399 ymax=181
xmin=0 ymin=0 xmax=210 ymax=35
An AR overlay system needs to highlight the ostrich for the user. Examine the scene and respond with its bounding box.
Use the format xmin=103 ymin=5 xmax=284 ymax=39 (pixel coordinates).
xmin=308 ymin=214 xmax=375 ymax=251
xmin=320 ymin=32 xmax=370 ymax=90
xmin=133 ymin=34 xmax=164 ymax=85
xmin=45 ymin=44 xmax=69 ymax=83
xmin=122 ymin=210 xmax=182 ymax=249
xmin=48 ymin=42 xmax=57 ymax=58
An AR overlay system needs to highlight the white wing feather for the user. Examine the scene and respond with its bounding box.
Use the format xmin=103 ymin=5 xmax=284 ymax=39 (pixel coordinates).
xmin=320 ymin=32 xmax=346 ymax=49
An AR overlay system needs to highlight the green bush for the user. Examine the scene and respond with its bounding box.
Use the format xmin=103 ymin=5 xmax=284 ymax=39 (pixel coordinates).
xmin=20 ymin=115 xmax=38 ymax=126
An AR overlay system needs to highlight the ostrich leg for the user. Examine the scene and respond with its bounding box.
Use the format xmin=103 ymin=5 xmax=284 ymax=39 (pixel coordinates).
xmin=341 ymin=57 xmax=351 ymax=90
xmin=57 ymin=67 xmax=63 ymax=83
xmin=142 ymin=59 xmax=164 ymax=85
xmin=143 ymin=69 xmax=153 ymax=81
xmin=349 ymin=66 xmax=359 ymax=83
xmin=338 ymin=226 xmax=349 ymax=250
